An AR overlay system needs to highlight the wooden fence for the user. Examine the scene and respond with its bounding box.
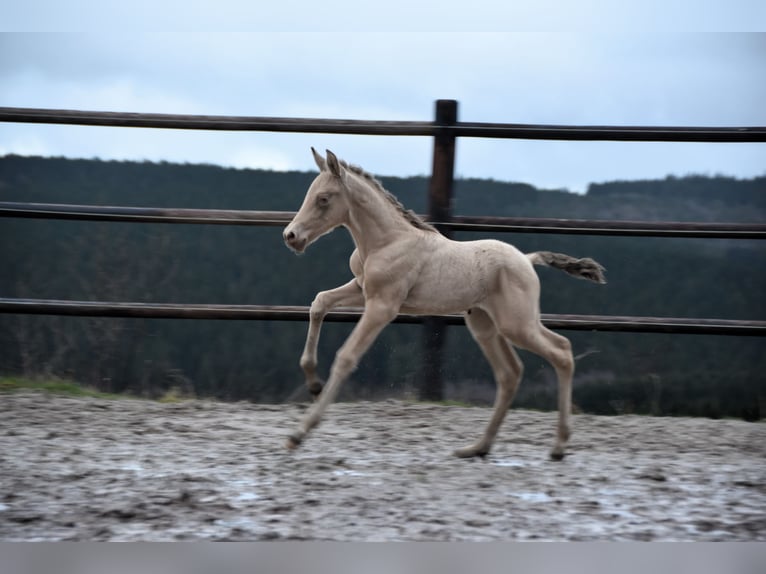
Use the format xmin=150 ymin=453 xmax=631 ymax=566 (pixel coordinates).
xmin=1 ymin=101 xmax=764 ymax=399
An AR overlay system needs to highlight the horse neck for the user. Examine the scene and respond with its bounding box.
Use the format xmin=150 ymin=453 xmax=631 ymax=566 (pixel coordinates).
xmin=344 ymin=176 xmax=415 ymax=257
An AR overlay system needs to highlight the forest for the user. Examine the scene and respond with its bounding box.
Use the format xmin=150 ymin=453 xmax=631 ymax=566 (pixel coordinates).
xmin=1 ymin=155 xmax=764 ymax=419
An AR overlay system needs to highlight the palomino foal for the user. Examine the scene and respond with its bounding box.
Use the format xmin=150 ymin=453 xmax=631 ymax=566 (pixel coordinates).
xmin=283 ymin=149 xmax=605 ymax=460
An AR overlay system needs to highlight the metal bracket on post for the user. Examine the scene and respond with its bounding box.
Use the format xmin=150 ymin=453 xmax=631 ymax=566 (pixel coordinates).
xmin=420 ymin=100 xmax=457 ymax=402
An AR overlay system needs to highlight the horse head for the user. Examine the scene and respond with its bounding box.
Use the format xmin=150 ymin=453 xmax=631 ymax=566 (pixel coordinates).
xmin=283 ymin=148 xmax=350 ymax=254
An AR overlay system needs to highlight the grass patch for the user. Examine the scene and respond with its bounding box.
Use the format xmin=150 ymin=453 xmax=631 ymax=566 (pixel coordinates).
xmin=157 ymin=386 xmax=193 ymax=403
xmin=0 ymin=376 xmax=130 ymax=400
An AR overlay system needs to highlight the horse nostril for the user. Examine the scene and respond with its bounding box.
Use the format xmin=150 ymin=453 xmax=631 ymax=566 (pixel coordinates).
xmin=285 ymin=230 xmax=296 ymax=242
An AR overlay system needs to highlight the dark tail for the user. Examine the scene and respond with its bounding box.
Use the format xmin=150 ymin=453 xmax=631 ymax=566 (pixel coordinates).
xmin=527 ymin=251 xmax=606 ymax=284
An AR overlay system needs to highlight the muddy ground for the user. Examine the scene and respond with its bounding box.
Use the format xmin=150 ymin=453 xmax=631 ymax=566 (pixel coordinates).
xmin=1 ymin=391 xmax=764 ymax=541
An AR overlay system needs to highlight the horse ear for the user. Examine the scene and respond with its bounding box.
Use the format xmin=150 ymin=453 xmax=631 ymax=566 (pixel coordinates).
xmin=326 ymin=149 xmax=345 ymax=179
xmin=311 ymin=147 xmax=327 ymax=171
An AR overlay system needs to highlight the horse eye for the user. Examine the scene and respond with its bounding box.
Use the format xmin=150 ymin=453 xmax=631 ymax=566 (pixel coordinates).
xmin=316 ymin=195 xmax=330 ymax=207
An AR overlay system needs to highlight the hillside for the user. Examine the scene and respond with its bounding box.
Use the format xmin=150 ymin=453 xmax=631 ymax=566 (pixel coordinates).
xmin=1 ymin=156 xmax=764 ymax=418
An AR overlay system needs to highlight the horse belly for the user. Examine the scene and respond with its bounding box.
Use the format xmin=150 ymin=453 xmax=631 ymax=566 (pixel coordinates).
xmin=400 ymin=245 xmax=498 ymax=315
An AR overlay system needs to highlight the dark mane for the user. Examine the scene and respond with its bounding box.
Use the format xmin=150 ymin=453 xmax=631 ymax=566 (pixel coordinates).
xmin=341 ymin=160 xmax=438 ymax=233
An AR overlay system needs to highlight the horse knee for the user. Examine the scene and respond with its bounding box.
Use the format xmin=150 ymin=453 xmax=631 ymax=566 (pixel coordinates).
xmin=309 ymin=294 xmax=328 ymax=321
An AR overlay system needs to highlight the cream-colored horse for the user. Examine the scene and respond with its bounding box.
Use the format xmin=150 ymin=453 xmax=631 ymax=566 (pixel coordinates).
xmin=283 ymin=149 xmax=605 ymax=460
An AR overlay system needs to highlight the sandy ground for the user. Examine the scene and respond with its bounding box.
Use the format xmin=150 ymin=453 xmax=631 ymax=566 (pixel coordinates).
xmin=1 ymin=391 xmax=764 ymax=541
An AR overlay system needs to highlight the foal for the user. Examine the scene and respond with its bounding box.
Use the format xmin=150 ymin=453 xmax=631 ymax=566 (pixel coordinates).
xmin=283 ymin=149 xmax=605 ymax=460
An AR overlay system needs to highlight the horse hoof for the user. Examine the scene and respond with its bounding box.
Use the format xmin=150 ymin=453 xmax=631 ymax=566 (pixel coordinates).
xmin=308 ymin=381 xmax=324 ymax=398
xmin=285 ymin=433 xmax=303 ymax=450
xmin=454 ymin=445 xmax=489 ymax=459
xmin=549 ymin=449 xmax=566 ymax=461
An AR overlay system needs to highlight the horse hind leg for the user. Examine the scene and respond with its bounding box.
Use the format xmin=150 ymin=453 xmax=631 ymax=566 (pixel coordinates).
xmin=454 ymin=308 xmax=524 ymax=458
xmin=510 ymin=325 xmax=574 ymax=460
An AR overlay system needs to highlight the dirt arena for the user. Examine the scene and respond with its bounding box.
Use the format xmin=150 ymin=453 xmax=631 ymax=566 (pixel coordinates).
xmin=1 ymin=391 xmax=764 ymax=541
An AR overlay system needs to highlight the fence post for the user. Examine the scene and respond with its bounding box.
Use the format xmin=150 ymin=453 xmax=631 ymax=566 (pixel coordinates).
xmin=419 ymin=99 xmax=457 ymax=401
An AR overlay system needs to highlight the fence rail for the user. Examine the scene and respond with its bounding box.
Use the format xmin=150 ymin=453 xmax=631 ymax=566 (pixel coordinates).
xmin=2 ymin=298 xmax=764 ymax=336
xmin=2 ymin=201 xmax=765 ymax=239
xmin=2 ymin=106 xmax=766 ymax=142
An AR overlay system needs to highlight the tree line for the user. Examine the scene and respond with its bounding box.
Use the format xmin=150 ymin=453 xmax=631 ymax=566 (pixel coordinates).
xmin=0 ymin=155 xmax=764 ymax=419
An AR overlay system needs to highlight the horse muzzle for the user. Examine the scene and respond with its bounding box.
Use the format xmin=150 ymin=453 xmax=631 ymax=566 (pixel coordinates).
xmin=283 ymin=228 xmax=308 ymax=254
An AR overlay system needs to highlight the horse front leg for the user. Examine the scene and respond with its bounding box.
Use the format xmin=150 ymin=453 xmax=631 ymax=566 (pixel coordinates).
xmin=287 ymin=297 xmax=399 ymax=450
xmin=300 ymin=279 xmax=364 ymax=398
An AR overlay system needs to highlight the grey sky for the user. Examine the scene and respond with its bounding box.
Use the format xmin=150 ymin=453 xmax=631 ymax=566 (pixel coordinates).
xmin=1 ymin=12 xmax=764 ymax=192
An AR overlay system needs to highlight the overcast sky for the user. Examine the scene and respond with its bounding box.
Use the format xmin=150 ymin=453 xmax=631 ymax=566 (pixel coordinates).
xmin=1 ymin=4 xmax=764 ymax=193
